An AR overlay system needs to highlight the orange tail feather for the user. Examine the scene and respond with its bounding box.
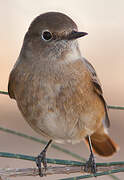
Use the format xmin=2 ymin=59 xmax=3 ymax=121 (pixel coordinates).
xmin=85 ymin=128 xmax=119 ymax=157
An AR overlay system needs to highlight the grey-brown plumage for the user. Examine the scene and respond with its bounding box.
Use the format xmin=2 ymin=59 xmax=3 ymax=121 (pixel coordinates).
xmin=8 ymin=12 xmax=118 ymax=158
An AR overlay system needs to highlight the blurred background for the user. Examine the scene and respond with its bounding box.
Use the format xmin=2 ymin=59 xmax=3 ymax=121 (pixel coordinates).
xmin=0 ymin=0 xmax=124 ymax=179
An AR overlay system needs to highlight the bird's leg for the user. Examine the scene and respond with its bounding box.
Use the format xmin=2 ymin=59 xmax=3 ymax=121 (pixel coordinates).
xmin=35 ymin=139 xmax=52 ymax=177
xmin=84 ymin=136 xmax=97 ymax=174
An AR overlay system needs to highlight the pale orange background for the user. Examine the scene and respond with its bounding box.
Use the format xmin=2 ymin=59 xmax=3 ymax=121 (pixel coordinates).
xmin=0 ymin=0 xmax=124 ymax=179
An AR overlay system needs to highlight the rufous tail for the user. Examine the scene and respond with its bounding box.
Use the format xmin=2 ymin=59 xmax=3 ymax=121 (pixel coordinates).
xmin=85 ymin=126 xmax=119 ymax=157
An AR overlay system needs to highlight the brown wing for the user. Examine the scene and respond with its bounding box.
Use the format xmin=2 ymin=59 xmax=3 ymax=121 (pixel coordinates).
xmin=83 ymin=57 xmax=110 ymax=128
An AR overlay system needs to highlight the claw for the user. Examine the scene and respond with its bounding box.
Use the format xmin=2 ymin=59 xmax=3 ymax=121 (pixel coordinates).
xmin=35 ymin=139 xmax=52 ymax=177
xmin=36 ymin=156 xmax=42 ymax=176
xmin=84 ymin=152 xmax=97 ymax=174
xmin=84 ymin=136 xmax=97 ymax=174
xmin=36 ymin=151 xmax=46 ymax=176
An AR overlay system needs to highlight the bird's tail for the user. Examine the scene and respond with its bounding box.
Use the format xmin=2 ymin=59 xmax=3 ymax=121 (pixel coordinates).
xmin=85 ymin=126 xmax=119 ymax=157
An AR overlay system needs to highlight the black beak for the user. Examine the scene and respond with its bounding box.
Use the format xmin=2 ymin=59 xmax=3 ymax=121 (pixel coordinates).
xmin=68 ymin=30 xmax=88 ymax=40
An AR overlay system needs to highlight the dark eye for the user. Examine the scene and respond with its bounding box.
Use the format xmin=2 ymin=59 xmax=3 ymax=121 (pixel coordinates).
xmin=42 ymin=30 xmax=52 ymax=41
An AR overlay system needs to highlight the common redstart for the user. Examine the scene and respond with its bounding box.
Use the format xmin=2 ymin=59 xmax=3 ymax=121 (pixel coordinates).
xmin=8 ymin=12 xmax=118 ymax=176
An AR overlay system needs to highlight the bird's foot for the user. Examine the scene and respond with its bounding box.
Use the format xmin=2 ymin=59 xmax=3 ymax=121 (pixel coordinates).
xmin=35 ymin=140 xmax=52 ymax=177
xmin=84 ymin=152 xmax=97 ymax=174
xmin=36 ymin=149 xmax=47 ymax=177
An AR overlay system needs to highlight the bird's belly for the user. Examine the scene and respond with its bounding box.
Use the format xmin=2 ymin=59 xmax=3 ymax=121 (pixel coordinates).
xmin=16 ymin=79 xmax=104 ymax=144
xmin=20 ymin=104 xmax=84 ymax=144
xmin=17 ymin=97 xmax=100 ymax=144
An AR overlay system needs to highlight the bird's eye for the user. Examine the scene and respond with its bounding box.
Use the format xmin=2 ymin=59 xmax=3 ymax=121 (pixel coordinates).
xmin=42 ymin=30 xmax=52 ymax=41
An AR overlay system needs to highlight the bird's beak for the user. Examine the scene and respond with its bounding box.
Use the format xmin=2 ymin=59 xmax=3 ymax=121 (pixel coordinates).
xmin=68 ymin=30 xmax=88 ymax=40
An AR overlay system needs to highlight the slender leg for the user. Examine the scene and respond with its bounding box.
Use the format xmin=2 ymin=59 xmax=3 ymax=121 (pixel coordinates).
xmin=36 ymin=139 xmax=52 ymax=176
xmin=84 ymin=136 xmax=97 ymax=174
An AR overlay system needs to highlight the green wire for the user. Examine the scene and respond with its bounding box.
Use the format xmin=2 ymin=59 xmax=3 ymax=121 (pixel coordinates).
xmin=0 ymin=152 xmax=123 ymax=180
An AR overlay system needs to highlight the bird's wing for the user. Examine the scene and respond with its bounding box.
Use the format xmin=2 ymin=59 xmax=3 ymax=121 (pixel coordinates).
xmin=83 ymin=57 xmax=110 ymax=128
xmin=8 ymin=70 xmax=16 ymax=99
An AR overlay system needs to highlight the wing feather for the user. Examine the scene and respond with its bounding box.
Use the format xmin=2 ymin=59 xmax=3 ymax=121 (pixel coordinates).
xmin=83 ymin=57 xmax=110 ymax=128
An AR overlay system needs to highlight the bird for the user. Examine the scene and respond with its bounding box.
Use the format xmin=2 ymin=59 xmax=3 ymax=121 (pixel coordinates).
xmin=8 ymin=12 xmax=118 ymax=176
